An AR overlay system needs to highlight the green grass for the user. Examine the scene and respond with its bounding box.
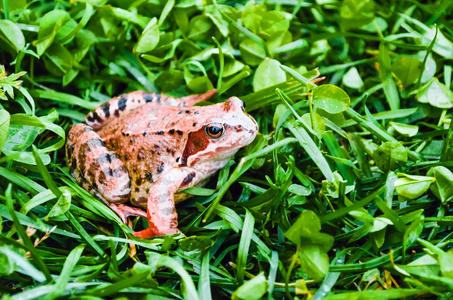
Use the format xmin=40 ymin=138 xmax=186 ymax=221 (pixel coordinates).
xmin=1 ymin=0 xmax=453 ymax=299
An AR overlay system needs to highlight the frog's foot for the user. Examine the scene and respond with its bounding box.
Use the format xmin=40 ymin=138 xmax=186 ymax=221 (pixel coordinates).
xmin=133 ymin=227 xmax=181 ymax=239
xmin=108 ymin=203 xmax=147 ymax=223
xmin=132 ymin=169 xmax=198 ymax=238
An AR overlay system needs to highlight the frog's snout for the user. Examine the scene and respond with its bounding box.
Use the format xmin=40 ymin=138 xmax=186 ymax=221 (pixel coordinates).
xmin=224 ymin=97 xmax=259 ymax=136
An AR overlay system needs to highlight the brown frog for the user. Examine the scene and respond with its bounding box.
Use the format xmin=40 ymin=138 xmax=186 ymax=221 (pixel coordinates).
xmin=66 ymin=90 xmax=258 ymax=238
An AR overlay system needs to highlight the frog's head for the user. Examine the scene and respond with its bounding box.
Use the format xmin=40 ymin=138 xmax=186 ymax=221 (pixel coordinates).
xmin=181 ymin=97 xmax=258 ymax=169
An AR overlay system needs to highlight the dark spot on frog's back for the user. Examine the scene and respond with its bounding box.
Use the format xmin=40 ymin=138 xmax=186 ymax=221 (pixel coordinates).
xmin=157 ymin=131 xmax=164 ymax=135
xmin=86 ymin=112 xmax=102 ymax=124
xmin=118 ymin=95 xmax=127 ymax=111
xmin=135 ymin=177 xmax=142 ymax=186
xmin=181 ymin=171 xmax=196 ymax=187
xmin=157 ymin=162 xmax=164 ymax=174
xmin=103 ymin=103 xmax=110 ymax=118
xmin=143 ymin=93 xmax=155 ymax=103
xmin=146 ymin=172 xmax=153 ymax=182
xmin=176 ymin=130 xmax=183 ymax=135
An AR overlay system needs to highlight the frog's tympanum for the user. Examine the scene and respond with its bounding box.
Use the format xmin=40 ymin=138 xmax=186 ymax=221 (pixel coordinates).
xmin=66 ymin=90 xmax=258 ymax=238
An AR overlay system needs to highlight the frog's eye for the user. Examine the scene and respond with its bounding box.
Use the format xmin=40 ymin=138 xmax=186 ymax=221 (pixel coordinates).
xmin=205 ymin=123 xmax=224 ymax=139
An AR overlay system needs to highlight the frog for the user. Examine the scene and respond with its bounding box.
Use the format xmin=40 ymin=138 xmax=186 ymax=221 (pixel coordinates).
xmin=66 ymin=89 xmax=258 ymax=238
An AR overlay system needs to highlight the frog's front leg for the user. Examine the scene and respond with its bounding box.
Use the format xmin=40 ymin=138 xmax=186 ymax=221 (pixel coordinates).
xmin=134 ymin=168 xmax=200 ymax=238
xmin=66 ymin=124 xmax=138 ymax=221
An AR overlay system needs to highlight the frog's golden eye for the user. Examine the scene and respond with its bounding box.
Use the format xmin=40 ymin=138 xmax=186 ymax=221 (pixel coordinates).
xmin=205 ymin=123 xmax=224 ymax=139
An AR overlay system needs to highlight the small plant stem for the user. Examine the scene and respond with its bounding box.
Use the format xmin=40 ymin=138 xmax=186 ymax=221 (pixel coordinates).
xmin=285 ymin=249 xmax=298 ymax=300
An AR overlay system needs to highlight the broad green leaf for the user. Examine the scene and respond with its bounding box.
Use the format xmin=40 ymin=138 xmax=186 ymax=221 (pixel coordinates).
xmin=141 ymin=39 xmax=182 ymax=63
xmin=427 ymin=166 xmax=453 ymax=204
xmin=422 ymin=27 xmax=453 ymax=59
xmin=299 ymin=244 xmax=330 ymax=281
xmin=285 ymin=210 xmax=334 ymax=252
xmin=360 ymin=16 xmax=387 ymax=32
xmin=44 ymin=43 xmax=73 ymax=76
xmin=313 ymin=84 xmax=350 ymax=114
xmin=288 ymin=183 xmax=311 ymax=196
xmin=1 ymin=123 xmax=51 ymax=165
xmin=301 ymin=112 xmax=325 ymax=138
xmin=242 ymin=1 xmax=266 ymax=34
xmin=340 ymin=0 xmax=375 ymax=31
xmin=417 ymin=78 xmax=453 ymax=109
xmin=371 ymin=217 xmax=393 ymax=232
xmin=134 ymin=18 xmax=160 ymax=54
xmin=239 ymin=39 xmax=266 ymax=66
xmin=253 ymin=58 xmax=286 ymax=91
xmin=59 ymin=3 xmax=93 ymax=45
xmin=342 ymin=67 xmax=363 ymax=90
xmin=178 ymin=236 xmax=213 ymax=260
xmin=188 ymin=15 xmax=213 ymax=40
xmin=373 ymin=142 xmax=408 ymax=172
xmin=155 ymin=69 xmax=184 ymax=92
xmin=403 ymin=216 xmax=423 ymax=254
xmin=205 ymin=5 xmax=230 ymax=37
xmin=187 ymin=76 xmax=214 ymax=93
xmin=46 ymin=189 xmax=71 ymax=220
xmin=35 ymin=10 xmax=70 ymax=55
xmin=440 ymin=250 xmax=453 ymax=279
xmin=0 ymin=0 xmax=26 ymax=10
xmin=388 ymin=121 xmax=419 ymax=137
xmin=416 ymin=51 xmax=436 ymax=83
xmin=392 ymin=57 xmax=422 ymax=86
xmin=260 ymin=10 xmax=290 ymax=52
xmin=221 ymin=56 xmax=245 ymax=78
xmin=395 ymin=173 xmax=435 ymax=200
xmin=158 ymin=0 xmax=174 ymax=27
xmin=232 ymin=272 xmax=268 ymax=300
xmin=0 ymin=20 xmax=25 ymax=53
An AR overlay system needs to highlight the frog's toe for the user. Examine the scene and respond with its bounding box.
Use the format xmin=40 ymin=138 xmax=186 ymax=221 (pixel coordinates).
xmin=133 ymin=227 xmax=181 ymax=239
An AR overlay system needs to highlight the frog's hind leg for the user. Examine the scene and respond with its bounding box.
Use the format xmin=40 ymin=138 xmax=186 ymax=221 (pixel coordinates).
xmin=66 ymin=124 xmax=134 ymax=220
xmin=86 ymin=89 xmax=217 ymax=129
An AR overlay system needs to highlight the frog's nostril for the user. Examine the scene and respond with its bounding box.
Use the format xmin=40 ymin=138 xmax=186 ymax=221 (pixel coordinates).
xmin=240 ymin=99 xmax=246 ymax=110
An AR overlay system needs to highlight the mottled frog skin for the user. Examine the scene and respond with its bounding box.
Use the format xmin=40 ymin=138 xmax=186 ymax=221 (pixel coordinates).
xmin=66 ymin=90 xmax=258 ymax=238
